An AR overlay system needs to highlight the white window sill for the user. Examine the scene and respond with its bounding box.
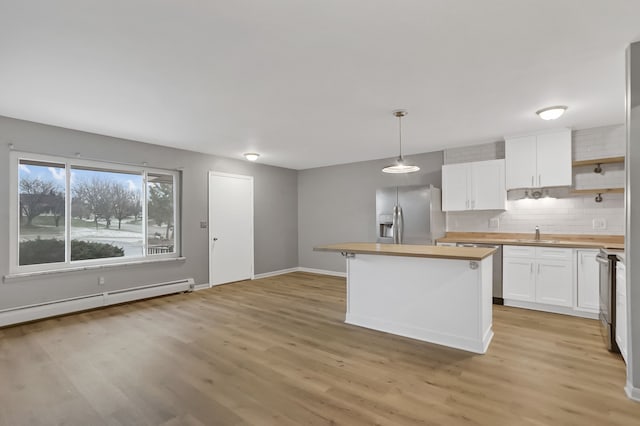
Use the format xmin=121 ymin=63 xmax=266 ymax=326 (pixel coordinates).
xmin=3 ymin=256 xmax=187 ymax=282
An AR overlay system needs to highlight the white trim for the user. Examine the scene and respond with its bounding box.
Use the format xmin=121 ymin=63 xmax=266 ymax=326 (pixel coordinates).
xmin=298 ymin=267 xmax=347 ymax=278
xmin=346 ymin=312 xmax=493 ymax=354
xmin=3 ymin=257 xmax=186 ymax=282
xmin=9 ymin=151 xmax=181 ymax=275
xmin=504 ymin=299 xmax=599 ymax=319
xmin=503 ymin=127 xmax=572 ymax=140
xmin=0 ymin=278 xmax=193 ymax=327
xmin=208 ymin=171 xmax=255 ymax=287
xmin=9 ymin=151 xmax=19 ymax=275
xmin=625 ymin=382 xmax=640 ymax=402
xmin=193 ymin=283 xmax=211 ymax=291
xmin=254 ymin=268 xmax=299 ymax=279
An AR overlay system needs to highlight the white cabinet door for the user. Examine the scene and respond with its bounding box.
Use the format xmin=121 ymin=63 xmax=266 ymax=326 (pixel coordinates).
xmin=536 ymin=260 xmax=573 ymax=307
xmin=503 ymin=258 xmax=536 ymax=301
xmin=472 ymin=159 xmax=506 ymax=210
xmin=505 ymin=135 xmax=537 ymax=189
xmin=616 ymin=263 xmax=627 ymax=363
xmin=442 ymin=163 xmax=469 ymax=211
xmin=443 ymin=160 xmax=506 ymax=211
xmin=577 ymin=250 xmax=599 ymax=311
xmin=536 ymin=129 xmax=572 ymax=187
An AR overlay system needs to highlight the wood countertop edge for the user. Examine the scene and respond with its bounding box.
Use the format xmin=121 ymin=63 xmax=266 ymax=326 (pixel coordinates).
xmin=438 ymin=239 xmax=623 ymax=249
xmin=437 ymin=233 xmax=624 ymax=250
xmin=314 ymin=244 xmax=496 ymax=261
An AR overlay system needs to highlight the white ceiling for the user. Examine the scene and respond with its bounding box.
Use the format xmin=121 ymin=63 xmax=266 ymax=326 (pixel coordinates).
xmin=1 ymin=1 xmax=639 ymax=170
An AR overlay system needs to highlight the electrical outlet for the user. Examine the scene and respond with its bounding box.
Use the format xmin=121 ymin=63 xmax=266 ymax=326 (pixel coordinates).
xmin=488 ymin=218 xmax=499 ymax=229
xmin=98 ymin=276 xmax=105 ymax=285
xmin=592 ymin=218 xmax=607 ymax=230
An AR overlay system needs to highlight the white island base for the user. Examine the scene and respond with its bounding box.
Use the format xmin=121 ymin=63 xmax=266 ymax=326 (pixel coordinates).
xmin=345 ymin=253 xmax=493 ymax=354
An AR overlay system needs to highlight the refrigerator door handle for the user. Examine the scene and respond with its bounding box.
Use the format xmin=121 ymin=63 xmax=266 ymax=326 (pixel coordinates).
xmin=392 ymin=206 xmax=398 ymax=244
xmin=393 ymin=205 xmax=404 ymax=244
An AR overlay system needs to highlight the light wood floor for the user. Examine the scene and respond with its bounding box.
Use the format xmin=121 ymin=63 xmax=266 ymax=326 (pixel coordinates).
xmin=1 ymin=272 xmax=638 ymax=425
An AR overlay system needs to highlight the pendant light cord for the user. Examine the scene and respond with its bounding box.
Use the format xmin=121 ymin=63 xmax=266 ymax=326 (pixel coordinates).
xmin=398 ymin=114 xmax=403 ymax=159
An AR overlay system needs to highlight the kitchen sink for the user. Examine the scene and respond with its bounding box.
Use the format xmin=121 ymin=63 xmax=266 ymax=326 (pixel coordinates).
xmin=515 ymin=239 xmax=559 ymax=244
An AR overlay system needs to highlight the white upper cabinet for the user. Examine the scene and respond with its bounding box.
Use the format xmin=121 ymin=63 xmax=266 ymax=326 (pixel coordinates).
xmin=505 ymin=129 xmax=572 ymax=189
xmin=442 ymin=162 xmax=469 ymax=211
xmin=473 ymin=160 xmax=506 ymax=210
xmin=504 ymin=135 xmax=537 ymax=189
xmin=536 ymin=130 xmax=572 ymax=187
xmin=442 ymin=159 xmax=506 ymax=211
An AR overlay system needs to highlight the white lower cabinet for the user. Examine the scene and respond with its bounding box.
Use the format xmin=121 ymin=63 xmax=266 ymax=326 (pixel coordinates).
xmin=576 ymin=250 xmax=600 ymax=312
xmin=503 ymin=246 xmax=573 ymax=309
xmin=616 ymin=262 xmax=627 ymax=364
xmin=436 ymin=242 xmax=457 ymax=247
xmin=503 ymin=258 xmax=535 ymax=301
xmin=536 ymin=260 xmax=573 ymax=307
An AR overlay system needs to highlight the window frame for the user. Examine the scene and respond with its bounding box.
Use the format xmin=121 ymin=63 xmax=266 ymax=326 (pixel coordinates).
xmin=9 ymin=151 xmax=181 ymax=275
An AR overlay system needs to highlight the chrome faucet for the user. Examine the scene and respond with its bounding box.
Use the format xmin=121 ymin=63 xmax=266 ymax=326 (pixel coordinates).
xmin=535 ymin=225 xmax=540 ymax=241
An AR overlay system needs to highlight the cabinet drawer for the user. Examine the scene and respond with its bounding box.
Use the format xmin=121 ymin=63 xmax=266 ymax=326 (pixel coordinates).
xmin=535 ymin=247 xmax=572 ymax=260
xmin=503 ymin=245 xmax=535 ymax=258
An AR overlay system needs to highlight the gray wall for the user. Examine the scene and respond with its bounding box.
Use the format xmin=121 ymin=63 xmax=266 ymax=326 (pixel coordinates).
xmin=625 ymin=42 xmax=639 ymax=399
xmin=298 ymin=152 xmax=443 ymax=273
xmin=0 ymin=116 xmax=298 ymax=310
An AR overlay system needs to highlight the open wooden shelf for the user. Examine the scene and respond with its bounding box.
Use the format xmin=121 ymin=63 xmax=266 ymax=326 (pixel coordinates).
xmin=571 ymin=188 xmax=624 ymax=195
xmin=572 ymin=156 xmax=625 ymax=167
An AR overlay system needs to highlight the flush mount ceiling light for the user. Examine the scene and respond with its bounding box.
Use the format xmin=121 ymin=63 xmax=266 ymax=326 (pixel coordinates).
xmin=382 ymin=110 xmax=420 ymax=174
xmin=536 ymin=105 xmax=568 ymax=120
xmin=243 ymin=152 xmax=260 ymax=162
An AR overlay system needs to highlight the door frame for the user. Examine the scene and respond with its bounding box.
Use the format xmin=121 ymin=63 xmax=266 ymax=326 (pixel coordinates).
xmin=208 ymin=170 xmax=254 ymax=287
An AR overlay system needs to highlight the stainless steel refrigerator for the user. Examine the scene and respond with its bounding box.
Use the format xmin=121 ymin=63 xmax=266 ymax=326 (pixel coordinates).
xmin=376 ymin=185 xmax=445 ymax=245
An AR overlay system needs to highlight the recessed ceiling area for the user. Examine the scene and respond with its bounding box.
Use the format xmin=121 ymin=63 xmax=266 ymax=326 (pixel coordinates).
xmin=0 ymin=1 xmax=639 ymax=170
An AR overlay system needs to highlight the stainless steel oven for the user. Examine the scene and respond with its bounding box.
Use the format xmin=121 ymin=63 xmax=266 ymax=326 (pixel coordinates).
xmin=596 ymin=250 xmax=619 ymax=352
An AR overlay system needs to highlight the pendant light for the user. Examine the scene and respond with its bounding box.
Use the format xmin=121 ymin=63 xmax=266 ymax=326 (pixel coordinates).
xmin=382 ymin=110 xmax=420 ymax=174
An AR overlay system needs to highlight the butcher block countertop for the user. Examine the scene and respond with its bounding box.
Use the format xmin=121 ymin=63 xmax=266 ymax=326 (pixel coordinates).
xmin=314 ymin=242 xmax=496 ymax=261
xmin=437 ymin=232 xmax=624 ymax=250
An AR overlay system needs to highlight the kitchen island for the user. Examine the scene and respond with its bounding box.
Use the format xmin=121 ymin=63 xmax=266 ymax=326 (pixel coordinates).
xmin=314 ymin=243 xmax=496 ymax=354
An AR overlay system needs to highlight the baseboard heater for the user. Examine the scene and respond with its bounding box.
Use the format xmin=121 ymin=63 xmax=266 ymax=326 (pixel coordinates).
xmin=0 ymin=278 xmax=195 ymax=328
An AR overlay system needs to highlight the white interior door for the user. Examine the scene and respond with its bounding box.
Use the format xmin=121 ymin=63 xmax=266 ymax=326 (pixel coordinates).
xmin=209 ymin=172 xmax=254 ymax=286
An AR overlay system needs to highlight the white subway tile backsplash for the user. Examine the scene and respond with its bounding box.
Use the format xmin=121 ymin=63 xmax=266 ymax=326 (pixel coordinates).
xmin=573 ymin=125 xmax=625 ymax=160
xmin=444 ymin=141 xmax=505 ymax=165
xmin=446 ymin=193 xmax=624 ymax=235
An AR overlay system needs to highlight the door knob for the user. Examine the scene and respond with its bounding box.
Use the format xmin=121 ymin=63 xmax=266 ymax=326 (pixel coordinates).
xmin=213 ymin=237 xmax=218 ymax=241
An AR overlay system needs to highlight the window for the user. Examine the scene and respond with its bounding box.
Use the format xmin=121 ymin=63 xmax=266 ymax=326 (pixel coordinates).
xmin=11 ymin=152 xmax=180 ymax=273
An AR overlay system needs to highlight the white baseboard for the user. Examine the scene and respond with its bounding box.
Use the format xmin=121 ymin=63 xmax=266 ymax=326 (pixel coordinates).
xmin=345 ymin=312 xmax=490 ymax=354
xmin=193 ymin=283 xmax=211 ymax=291
xmin=297 ymin=267 xmax=347 ymax=278
xmin=625 ymin=382 xmax=640 ymax=402
xmin=504 ymin=300 xmax=599 ymax=319
xmin=252 ymin=267 xmax=347 ymax=279
xmin=253 ymin=267 xmax=299 ymax=279
xmin=0 ymin=278 xmax=194 ymax=327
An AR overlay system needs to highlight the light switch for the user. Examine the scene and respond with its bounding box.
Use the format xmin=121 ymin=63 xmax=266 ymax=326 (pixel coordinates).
xmin=200 ymin=221 xmax=208 ymax=228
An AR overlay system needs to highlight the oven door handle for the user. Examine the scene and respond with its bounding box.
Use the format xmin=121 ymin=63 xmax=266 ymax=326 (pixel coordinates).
xmin=596 ymin=256 xmax=610 ymax=265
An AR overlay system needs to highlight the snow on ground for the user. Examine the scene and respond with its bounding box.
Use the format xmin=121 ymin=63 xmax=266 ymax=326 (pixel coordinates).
xmin=20 ymin=220 xmax=171 ymax=257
